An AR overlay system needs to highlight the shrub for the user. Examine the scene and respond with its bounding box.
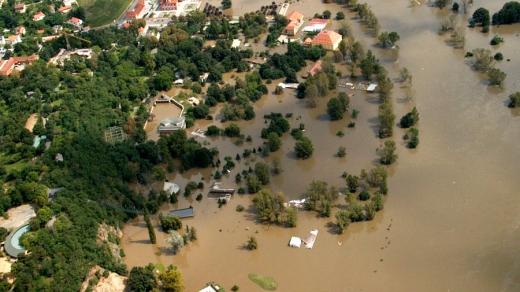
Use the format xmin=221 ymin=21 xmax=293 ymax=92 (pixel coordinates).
xmin=236 ymin=204 xmax=245 ymax=212
xmin=224 ymin=123 xmax=241 ymax=137
xmin=358 ymin=191 xmax=370 ymax=201
xmin=159 ymin=214 xmax=182 ymax=232
xmin=206 ymin=125 xmax=221 ymax=136
xmin=508 ymin=92 xmax=520 ymax=108
xmin=400 ymin=107 xmax=419 ymax=128
xmin=404 ymin=128 xmax=419 ymax=149
xmin=246 ymin=236 xmax=258 ymax=250
xmin=490 ymin=35 xmax=504 ymax=46
xmin=487 ymin=68 xmax=507 ymax=86
xmin=336 ymin=146 xmax=346 ymax=157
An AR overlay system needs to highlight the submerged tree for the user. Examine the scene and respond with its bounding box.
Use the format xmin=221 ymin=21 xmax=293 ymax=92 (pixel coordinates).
xmin=294 ymin=136 xmax=314 ymax=159
xmin=159 ymin=265 xmax=184 ymax=292
xmin=377 ymin=31 xmax=400 ymax=48
xmin=378 ymin=140 xmax=398 ymax=165
xmin=400 ymin=107 xmax=419 ymax=128
xmin=508 ymin=92 xmax=520 ymax=108
xmin=166 ymin=230 xmax=184 ymax=254
xmin=487 ymin=68 xmax=506 ymax=86
xmin=246 ymin=236 xmax=258 ymax=250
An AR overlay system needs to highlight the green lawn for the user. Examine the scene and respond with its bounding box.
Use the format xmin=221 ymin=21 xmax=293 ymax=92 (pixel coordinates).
xmin=248 ymin=273 xmax=278 ymax=291
xmin=78 ymin=0 xmax=132 ymax=27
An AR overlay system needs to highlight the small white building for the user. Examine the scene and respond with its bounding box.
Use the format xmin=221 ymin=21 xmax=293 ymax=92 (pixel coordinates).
xmin=231 ymin=39 xmax=241 ymax=49
xmin=367 ymin=83 xmax=378 ymax=92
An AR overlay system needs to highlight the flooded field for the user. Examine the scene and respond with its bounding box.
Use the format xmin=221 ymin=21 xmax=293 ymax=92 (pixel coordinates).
xmin=124 ymin=0 xmax=520 ymax=291
xmin=144 ymin=101 xmax=183 ymax=141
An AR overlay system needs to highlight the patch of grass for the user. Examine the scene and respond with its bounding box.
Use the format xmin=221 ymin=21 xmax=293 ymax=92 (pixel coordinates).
xmin=248 ymin=273 xmax=277 ymax=291
xmin=78 ymin=0 xmax=132 ymax=27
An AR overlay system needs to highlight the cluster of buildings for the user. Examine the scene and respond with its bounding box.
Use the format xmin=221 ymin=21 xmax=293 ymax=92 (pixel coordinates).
xmin=0 ymin=55 xmax=39 ymax=77
xmin=48 ymin=48 xmax=93 ymax=66
xmin=121 ymin=0 xmax=201 ymax=33
xmin=0 ymin=0 xmax=85 ymax=70
xmin=277 ymin=9 xmax=343 ymax=51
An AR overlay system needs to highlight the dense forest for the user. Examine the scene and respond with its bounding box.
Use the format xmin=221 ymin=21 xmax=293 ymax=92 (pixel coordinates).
xmin=0 ymin=11 xmax=262 ymax=291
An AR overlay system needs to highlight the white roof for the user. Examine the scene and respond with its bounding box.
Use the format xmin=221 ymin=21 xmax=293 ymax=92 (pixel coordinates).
xmin=303 ymin=23 xmax=327 ymax=32
xmin=163 ymin=182 xmax=180 ymax=195
xmin=231 ymin=39 xmax=241 ymax=48
xmin=367 ymin=83 xmax=378 ymax=92
xmin=199 ymin=285 xmax=219 ymax=292
xmin=277 ymin=82 xmax=299 ymax=89
xmin=289 ymin=236 xmax=302 ymax=248
xmin=173 ymin=79 xmax=184 ymax=85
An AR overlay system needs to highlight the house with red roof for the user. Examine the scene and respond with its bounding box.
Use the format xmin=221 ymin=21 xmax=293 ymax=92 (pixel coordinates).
xmin=126 ymin=0 xmax=145 ymax=19
xmin=16 ymin=26 xmax=26 ymax=35
xmin=307 ymin=60 xmax=322 ymax=77
xmin=283 ymin=11 xmax=304 ymax=36
xmin=58 ymin=6 xmax=72 ymax=14
xmin=159 ymin=0 xmax=177 ymax=10
xmin=15 ymin=3 xmax=26 ymax=13
xmin=0 ymin=58 xmax=16 ymax=76
xmin=33 ymin=11 xmax=45 ymax=22
xmin=67 ymin=17 xmax=83 ymax=28
xmin=0 ymin=55 xmax=39 ymax=76
xmin=311 ymin=30 xmax=342 ymax=51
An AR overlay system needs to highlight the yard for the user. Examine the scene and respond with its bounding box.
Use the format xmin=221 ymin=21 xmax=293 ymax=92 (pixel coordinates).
xmin=78 ymin=0 xmax=132 ymax=27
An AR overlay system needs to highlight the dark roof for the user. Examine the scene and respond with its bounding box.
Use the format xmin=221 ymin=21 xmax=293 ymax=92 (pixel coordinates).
xmin=168 ymin=207 xmax=194 ymax=219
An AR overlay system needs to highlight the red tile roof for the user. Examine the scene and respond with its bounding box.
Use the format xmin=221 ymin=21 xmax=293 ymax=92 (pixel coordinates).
xmin=312 ymin=30 xmax=342 ymax=49
xmin=0 ymin=59 xmax=16 ymax=76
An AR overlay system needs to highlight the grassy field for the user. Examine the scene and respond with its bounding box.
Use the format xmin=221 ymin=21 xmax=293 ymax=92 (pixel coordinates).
xmin=248 ymin=274 xmax=278 ymax=291
xmin=78 ymin=0 xmax=132 ymax=27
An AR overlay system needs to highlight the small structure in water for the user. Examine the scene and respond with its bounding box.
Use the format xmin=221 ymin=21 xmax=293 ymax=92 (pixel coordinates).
xmin=199 ymin=283 xmax=222 ymax=292
xmin=158 ymin=117 xmax=186 ymax=134
xmin=367 ymin=83 xmax=378 ymax=92
xmin=208 ymin=183 xmax=235 ymax=196
xmin=168 ymin=207 xmax=194 ymax=219
xmin=163 ymin=181 xmax=180 ymax=196
xmin=288 ymin=229 xmax=319 ymax=249
xmin=289 ymin=236 xmax=302 ymax=248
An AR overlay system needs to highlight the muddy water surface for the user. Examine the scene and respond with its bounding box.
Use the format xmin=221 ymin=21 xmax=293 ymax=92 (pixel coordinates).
xmin=124 ymin=1 xmax=520 ymax=291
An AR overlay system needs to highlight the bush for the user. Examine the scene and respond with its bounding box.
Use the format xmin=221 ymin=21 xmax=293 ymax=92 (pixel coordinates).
xmin=404 ymin=128 xmax=419 ymax=149
xmin=294 ymin=136 xmax=314 ymax=159
xmin=494 ymin=52 xmax=504 ymax=61
xmin=206 ymin=125 xmax=221 ymax=136
xmin=128 ymin=265 xmax=157 ymax=292
xmin=492 ymin=2 xmax=520 ymax=25
xmin=400 ymin=107 xmax=419 ymax=128
xmin=336 ymin=146 xmax=346 ymax=157
xmin=246 ymin=236 xmax=258 ymax=250
xmin=236 ymin=204 xmax=245 ymax=212
xmin=224 ymin=123 xmax=241 ymax=137
xmin=336 ymin=12 xmax=345 ymax=20
xmin=508 ymin=92 xmax=520 ymax=108
xmin=490 ymin=35 xmax=504 ymax=45
xmin=159 ymin=214 xmax=182 ymax=232
xmin=358 ymin=191 xmax=370 ymax=201
xmin=488 ymin=68 xmax=506 ymax=86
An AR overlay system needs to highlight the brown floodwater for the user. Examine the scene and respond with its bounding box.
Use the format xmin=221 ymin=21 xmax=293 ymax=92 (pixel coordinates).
xmin=123 ymin=1 xmax=520 ymax=291
xmin=144 ymin=101 xmax=183 ymax=141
